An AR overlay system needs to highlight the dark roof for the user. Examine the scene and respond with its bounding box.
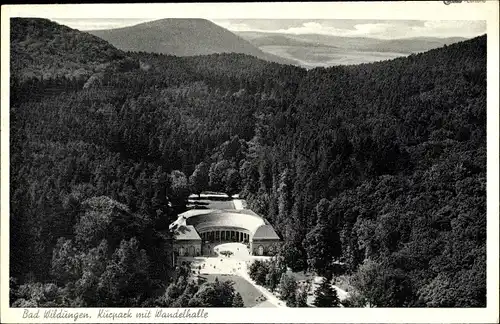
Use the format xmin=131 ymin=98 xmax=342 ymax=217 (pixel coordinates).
xmin=174 ymin=225 xmax=201 ymax=240
xmin=253 ymin=225 xmax=280 ymax=240
xmin=180 ymin=209 xmax=266 ymax=234
xmin=187 ymin=199 xmax=235 ymax=210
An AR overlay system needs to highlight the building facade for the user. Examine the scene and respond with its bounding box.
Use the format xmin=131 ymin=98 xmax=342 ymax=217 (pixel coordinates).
xmin=173 ymin=225 xmax=202 ymax=256
xmin=171 ymin=195 xmax=280 ymax=258
xmin=250 ymin=225 xmax=280 ymax=256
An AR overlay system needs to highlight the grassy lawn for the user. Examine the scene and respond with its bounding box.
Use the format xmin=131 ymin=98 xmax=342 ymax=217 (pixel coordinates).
xmin=197 ymin=274 xmax=266 ymax=307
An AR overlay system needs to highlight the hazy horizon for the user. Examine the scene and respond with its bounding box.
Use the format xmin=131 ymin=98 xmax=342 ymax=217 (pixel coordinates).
xmin=48 ymin=18 xmax=486 ymax=40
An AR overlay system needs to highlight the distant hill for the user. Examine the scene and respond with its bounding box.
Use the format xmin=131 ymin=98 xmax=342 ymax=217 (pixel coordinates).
xmin=360 ymin=36 xmax=469 ymax=53
xmin=235 ymin=31 xmax=468 ymax=67
xmin=237 ymin=31 xmax=370 ymax=48
xmin=89 ymin=19 xmax=297 ymax=65
xmin=237 ymin=31 xmax=467 ymax=53
xmin=240 ymin=33 xmax=336 ymax=48
xmin=10 ymin=18 xmax=128 ymax=81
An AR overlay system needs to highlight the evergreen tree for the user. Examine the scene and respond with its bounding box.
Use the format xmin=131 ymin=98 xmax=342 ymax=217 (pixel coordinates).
xmin=189 ymin=162 xmax=209 ymax=196
xmin=278 ymin=273 xmax=297 ymax=306
xmin=232 ymin=292 xmax=244 ymax=307
xmin=169 ymin=170 xmax=189 ymax=206
xmin=313 ymin=278 xmax=339 ymax=307
xmin=295 ymin=287 xmax=308 ymax=307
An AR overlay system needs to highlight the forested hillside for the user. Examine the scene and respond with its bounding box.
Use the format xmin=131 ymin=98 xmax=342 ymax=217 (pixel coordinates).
xmin=240 ymin=37 xmax=486 ymax=307
xmin=11 ymin=18 xmax=127 ymax=81
xmin=10 ymin=18 xmax=486 ymax=307
xmin=89 ymin=19 xmax=296 ymax=65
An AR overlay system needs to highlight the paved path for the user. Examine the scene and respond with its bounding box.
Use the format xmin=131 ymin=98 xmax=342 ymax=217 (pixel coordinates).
xmin=182 ymin=242 xmax=286 ymax=308
xmin=214 ymin=243 xmax=286 ymax=307
xmin=253 ymin=300 xmax=276 ymax=307
xmin=236 ymin=263 xmax=287 ymax=308
xmin=232 ymin=199 xmax=245 ymax=210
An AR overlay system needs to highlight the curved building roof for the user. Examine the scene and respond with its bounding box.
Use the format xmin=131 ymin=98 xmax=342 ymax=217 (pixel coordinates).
xmin=253 ymin=225 xmax=280 ymax=240
xmin=179 ymin=209 xmax=266 ymax=235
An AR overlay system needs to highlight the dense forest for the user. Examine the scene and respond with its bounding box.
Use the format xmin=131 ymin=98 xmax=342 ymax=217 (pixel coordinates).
xmin=10 ymin=18 xmax=486 ymax=307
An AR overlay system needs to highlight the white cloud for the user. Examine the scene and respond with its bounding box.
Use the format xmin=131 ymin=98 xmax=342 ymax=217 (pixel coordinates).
xmin=52 ymin=18 xmax=486 ymax=38
xmin=216 ymin=21 xmax=401 ymax=38
xmin=409 ymin=20 xmax=486 ymax=38
xmin=214 ymin=20 xmax=486 ymax=39
xmin=274 ymin=22 xmax=344 ymax=35
xmin=353 ymin=23 xmax=395 ymax=36
xmin=214 ymin=21 xmax=254 ymax=32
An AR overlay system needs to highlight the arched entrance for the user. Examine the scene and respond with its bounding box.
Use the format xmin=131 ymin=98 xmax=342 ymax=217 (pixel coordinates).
xmin=202 ymin=244 xmax=212 ymax=256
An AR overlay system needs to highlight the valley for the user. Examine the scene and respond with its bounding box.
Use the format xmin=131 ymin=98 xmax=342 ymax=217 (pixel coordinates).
xmin=236 ymin=31 xmax=468 ymax=67
xmin=259 ymin=45 xmax=407 ymax=68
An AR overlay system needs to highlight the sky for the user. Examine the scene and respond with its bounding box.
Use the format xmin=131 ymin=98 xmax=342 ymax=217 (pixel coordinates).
xmin=212 ymin=19 xmax=486 ymax=39
xmin=51 ymin=18 xmax=486 ymax=39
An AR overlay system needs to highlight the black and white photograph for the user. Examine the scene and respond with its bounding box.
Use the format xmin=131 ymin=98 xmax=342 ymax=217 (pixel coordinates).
xmin=1 ymin=2 xmax=498 ymax=323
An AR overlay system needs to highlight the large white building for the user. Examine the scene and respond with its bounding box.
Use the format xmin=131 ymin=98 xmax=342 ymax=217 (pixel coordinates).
xmin=170 ymin=194 xmax=280 ymax=259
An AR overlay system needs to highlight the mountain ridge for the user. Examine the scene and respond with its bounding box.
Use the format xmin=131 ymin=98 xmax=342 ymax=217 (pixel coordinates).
xmin=235 ymin=30 xmax=470 ymax=66
xmin=88 ymin=18 xmax=297 ymax=65
xmin=236 ymin=30 xmax=468 ymax=52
